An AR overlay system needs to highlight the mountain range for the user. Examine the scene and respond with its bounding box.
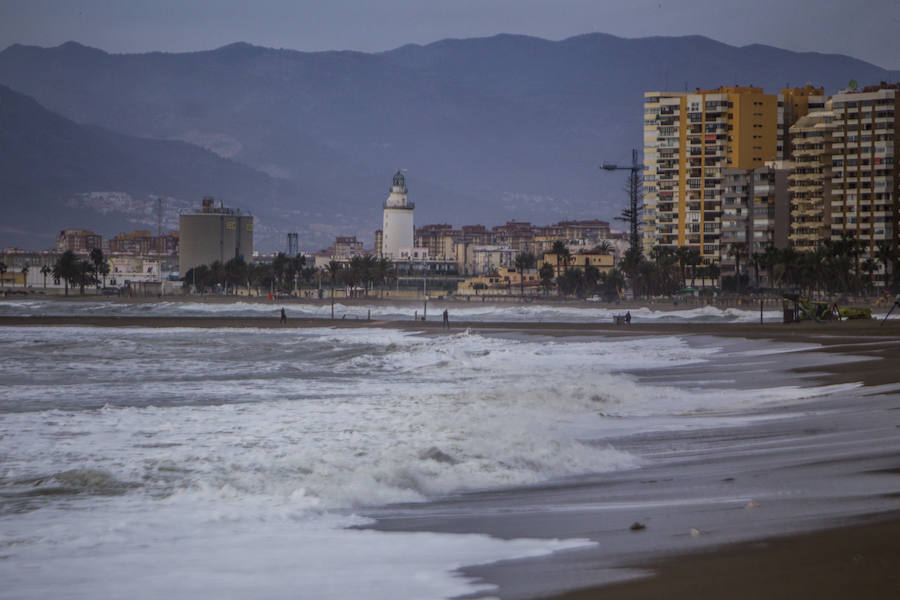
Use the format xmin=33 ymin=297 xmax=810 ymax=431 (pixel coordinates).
xmin=1 ymin=33 xmax=897 ymax=251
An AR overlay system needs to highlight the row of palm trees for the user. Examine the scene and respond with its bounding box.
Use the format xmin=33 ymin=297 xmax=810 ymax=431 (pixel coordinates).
xmin=182 ymin=253 xmax=398 ymax=296
xmin=617 ymin=235 xmax=897 ymax=300
xmin=47 ymin=249 xmax=108 ymax=295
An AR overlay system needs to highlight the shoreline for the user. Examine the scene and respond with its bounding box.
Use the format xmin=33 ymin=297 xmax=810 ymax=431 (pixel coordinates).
xmin=547 ymin=512 xmax=900 ymax=599
xmin=3 ymin=314 xmax=900 ymax=598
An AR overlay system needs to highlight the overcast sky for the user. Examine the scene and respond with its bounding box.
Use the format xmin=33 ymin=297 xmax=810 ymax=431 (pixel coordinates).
xmin=1 ymin=0 xmax=898 ymax=69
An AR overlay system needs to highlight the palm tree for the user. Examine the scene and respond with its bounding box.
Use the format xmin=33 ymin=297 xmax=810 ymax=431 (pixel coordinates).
xmin=20 ymin=265 xmax=29 ymax=287
xmin=538 ymin=263 xmax=555 ymax=295
xmin=77 ymin=260 xmax=96 ymax=295
xmin=550 ymin=241 xmax=570 ymax=276
xmin=727 ymin=242 xmax=746 ymax=292
xmin=0 ymin=261 xmax=6 ymax=288
xmin=875 ymin=240 xmax=894 ymax=290
xmin=675 ymin=247 xmax=691 ymax=288
xmin=40 ymin=264 xmax=52 ymax=288
xmin=593 ymin=240 xmax=613 ymax=255
xmin=514 ymin=252 xmax=536 ymax=297
xmin=375 ymin=257 xmax=394 ymax=297
xmin=90 ymin=248 xmax=105 ymax=288
xmin=52 ymin=251 xmax=79 ymax=296
xmin=685 ymin=248 xmax=701 ymax=287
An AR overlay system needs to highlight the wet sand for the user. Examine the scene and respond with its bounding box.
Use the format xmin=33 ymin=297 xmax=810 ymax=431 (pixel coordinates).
xmin=3 ymin=313 xmax=900 ymax=598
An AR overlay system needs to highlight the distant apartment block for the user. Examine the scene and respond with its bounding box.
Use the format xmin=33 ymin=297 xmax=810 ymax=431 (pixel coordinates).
xmin=56 ymin=229 xmax=102 ymax=254
xmin=108 ymin=229 xmax=179 ymax=256
xmin=331 ymin=236 xmax=364 ymax=259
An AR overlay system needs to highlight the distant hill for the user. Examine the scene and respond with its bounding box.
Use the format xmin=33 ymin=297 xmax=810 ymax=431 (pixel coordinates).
xmin=1 ymin=34 xmax=897 ymax=250
xmin=0 ymin=83 xmax=307 ymax=250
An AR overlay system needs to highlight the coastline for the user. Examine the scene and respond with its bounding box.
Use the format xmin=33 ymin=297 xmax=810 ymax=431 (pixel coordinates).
xmin=3 ymin=313 xmax=900 ymax=598
xmin=547 ymin=513 xmax=900 ymax=599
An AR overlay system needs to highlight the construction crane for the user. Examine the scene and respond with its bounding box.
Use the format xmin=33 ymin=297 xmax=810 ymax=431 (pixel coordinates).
xmin=600 ymin=148 xmax=643 ymax=253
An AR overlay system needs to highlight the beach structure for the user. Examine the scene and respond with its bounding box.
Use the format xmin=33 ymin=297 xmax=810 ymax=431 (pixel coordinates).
xmin=178 ymin=197 xmax=253 ymax=275
xmin=380 ymin=170 xmax=415 ymax=259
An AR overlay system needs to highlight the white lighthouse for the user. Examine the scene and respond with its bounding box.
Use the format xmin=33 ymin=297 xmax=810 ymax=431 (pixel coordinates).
xmin=381 ymin=170 xmax=414 ymax=259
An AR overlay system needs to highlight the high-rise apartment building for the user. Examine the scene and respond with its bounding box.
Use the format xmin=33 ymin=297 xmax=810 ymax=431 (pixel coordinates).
xmin=788 ymin=106 xmax=835 ymax=251
xmin=643 ymin=86 xmax=779 ymax=262
xmin=721 ymin=164 xmax=789 ymax=285
xmin=829 ymin=84 xmax=899 ymax=285
xmin=643 ymin=85 xmax=828 ymax=263
xmin=777 ymin=85 xmax=826 ymax=161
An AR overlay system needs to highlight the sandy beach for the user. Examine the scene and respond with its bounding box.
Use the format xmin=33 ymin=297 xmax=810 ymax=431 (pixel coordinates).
xmin=2 ymin=309 xmax=899 ymax=599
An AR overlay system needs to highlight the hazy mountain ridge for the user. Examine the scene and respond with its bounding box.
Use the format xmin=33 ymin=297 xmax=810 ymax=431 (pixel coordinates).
xmin=1 ymin=33 xmax=897 ymax=251
xmin=0 ymin=83 xmax=310 ymax=249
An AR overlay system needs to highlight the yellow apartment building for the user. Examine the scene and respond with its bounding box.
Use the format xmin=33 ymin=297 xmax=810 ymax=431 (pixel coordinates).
xmin=643 ymin=86 xmax=817 ymax=263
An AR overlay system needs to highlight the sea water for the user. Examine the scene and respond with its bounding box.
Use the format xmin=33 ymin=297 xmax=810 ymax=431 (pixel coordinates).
xmin=0 ymin=298 xmax=788 ymax=323
xmin=0 ymin=325 xmax=859 ymax=599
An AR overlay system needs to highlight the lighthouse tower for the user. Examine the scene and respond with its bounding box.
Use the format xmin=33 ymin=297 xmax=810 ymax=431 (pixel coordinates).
xmin=381 ymin=170 xmax=414 ymax=258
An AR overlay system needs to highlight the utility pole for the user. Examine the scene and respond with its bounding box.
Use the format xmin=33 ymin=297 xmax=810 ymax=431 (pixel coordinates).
xmin=601 ymin=148 xmax=643 ymax=253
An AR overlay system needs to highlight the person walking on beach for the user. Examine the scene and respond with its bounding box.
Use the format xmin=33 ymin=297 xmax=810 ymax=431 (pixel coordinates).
xmin=625 ymin=311 xmax=631 ymax=325
xmin=280 ymin=307 xmax=287 ymax=325
xmin=442 ymin=309 xmax=449 ymax=330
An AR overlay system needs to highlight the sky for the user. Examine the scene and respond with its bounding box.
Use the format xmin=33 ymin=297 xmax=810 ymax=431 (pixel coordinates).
xmin=1 ymin=0 xmax=898 ymax=70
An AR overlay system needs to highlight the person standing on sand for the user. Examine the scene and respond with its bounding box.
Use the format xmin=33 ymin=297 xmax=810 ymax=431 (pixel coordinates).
xmin=442 ymin=309 xmax=449 ymax=330
xmin=280 ymin=307 xmax=287 ymax=325
xmin=625 ymin=310 xmax=631 ymax=325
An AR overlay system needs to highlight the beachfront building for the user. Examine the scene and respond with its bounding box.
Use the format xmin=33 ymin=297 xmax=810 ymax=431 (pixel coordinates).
xmin=789 ymin=106 xmax=835 ymax=251
xmin=380 ymin=171 xmax=415 ymax=259
xmin=829 ymin=83 xmax=899 ymax=286
xmin=777 ymin=85 xmax=827 ymax=161
xmin=643 ymin=85 xmax=821 ymax=263
xmin=721 ymin=163 xmax=790 ymax=286
xmin=178 ymin=197 xmax=253 ymax=275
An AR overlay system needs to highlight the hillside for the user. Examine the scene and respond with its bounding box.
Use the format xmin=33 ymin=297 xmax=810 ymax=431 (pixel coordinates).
xmin=1 ymin=33 xmax=897 ymax=250
xmin=0 ymin=83 xmax=305 ymax=250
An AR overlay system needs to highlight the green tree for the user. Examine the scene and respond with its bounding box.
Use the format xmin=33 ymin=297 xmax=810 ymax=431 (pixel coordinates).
xmin=52 ymin=251 xmax=80 ymax=296
xmin=539 ymin=262 xmax=555 ymax=295
xmin=593 ymin=240 xmax=613 ymax=255
xmin=76 ymin=259 xmax=96 ymax=295
xmin=224 ymin=257 xmax=249 ymax=294
xmin=20 ymin=264 xmax=29 ymax=287
xmin=875 ymin=240 xmax=895 ymax=290
xmin=550 ymin=241 xmax=570 ymax=276
xmin=40 ymin=264 xmax=52 ymax=288
xmin=727 ymin=242 xmax=746 ymax=292
xmin=375 ymin=257 xmax=394 ymax=296
xmin=514 ymin=252 xmax=536 ymax=296
xmin=90 ymin=248 xmax=105 ymax=288
xmin=0 ymin=261 xmax=6 ymax=288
